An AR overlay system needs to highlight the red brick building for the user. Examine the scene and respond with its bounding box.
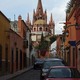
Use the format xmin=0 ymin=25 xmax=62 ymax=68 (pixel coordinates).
xmin=10 ymin=29 xmax=23 ymax=73
xmin=10 ymin=15 xmax=30 ymax=73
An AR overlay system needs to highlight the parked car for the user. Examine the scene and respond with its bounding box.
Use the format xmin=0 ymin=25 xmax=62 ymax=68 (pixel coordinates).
xmin=45 ymin=66 xmax=80 ymax=80
xmin=33 ymin=58 xmax=45 ymax=70
xmin=40 ymin=58 xmax=66 ymax=80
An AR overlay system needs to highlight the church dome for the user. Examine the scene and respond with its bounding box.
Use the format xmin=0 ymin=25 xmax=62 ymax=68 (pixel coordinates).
xmin=34 ymin=19 xmax=46 ymax=25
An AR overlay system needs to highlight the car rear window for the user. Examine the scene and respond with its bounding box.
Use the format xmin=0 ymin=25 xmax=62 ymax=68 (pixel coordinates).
xmin=43 ymin=61 xmax=64 ymax=69
xmin=48 ymin=68 xmax=71 ymax=78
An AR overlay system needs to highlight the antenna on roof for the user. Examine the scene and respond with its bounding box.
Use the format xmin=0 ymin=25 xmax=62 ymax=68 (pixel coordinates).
xmin=14 ymin=14 xmax=16 ymax=21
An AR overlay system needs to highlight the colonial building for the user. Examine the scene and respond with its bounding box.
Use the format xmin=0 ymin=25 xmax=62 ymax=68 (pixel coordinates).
xmin=61 ymin=0 xmax=80 ymax=72
xmin=10 ymin=15 xmax=32 ymax=73
xmin=0 ymin=11 xmax=32 ymax=76
xmin=26 ymin=0 xmax=55 ymax=42
xmin=75 ymin=0 xmax=80 ymax=72
xmin=56 ymin=35 xmax=63 ymax=58
xmin=0 ymin=11 xmax=11 ymax=75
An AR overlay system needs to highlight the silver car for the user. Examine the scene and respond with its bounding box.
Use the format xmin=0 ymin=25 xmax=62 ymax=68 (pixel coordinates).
xmin=40 ymin=58 xmax=66 ymax=80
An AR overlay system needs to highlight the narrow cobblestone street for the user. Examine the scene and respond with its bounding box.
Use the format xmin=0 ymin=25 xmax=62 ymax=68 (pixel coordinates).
xmin=8 ymin=69 xmax=41 ymax=80
xmin=0 ymin=0 xmax=80 ymax=79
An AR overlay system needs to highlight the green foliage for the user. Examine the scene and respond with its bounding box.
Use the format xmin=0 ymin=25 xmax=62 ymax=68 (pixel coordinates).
xmin=34 ymin=33 xmax=50 ymax=56
xmin=66 ymin=0 xmax=74 ymax=13
xmin=35 ymin=34 xmax=57 ymax=51
xmin=34 ymin=34 xmax=57 ymax=56
xmin=39 ymin=40 xmax=49 ymax=51
xmin=41 ymin=32 xmax=44 ymax=42
xmin=50 ymin=35 xmax=57 ymax=44
xmin=35 ymin=33 xmax=49 ymax=51
xmin=63 ymin=26 xmax=67 ymax=29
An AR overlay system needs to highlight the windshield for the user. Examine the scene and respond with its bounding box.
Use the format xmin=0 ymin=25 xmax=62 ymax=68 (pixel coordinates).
xmin=48 ymin=68 xmax=71 ymax=78
xmin=43 ymin=61 xmax=64 ymax=69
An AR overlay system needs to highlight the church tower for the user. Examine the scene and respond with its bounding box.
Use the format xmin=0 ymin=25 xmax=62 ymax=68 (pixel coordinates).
xmin=26 ymin=0 xmax=55 ymax=42
xmin=33 ymin=0 xmax=47 ymax=23
xmin=26 ymin=13 xmax=31 ymax=28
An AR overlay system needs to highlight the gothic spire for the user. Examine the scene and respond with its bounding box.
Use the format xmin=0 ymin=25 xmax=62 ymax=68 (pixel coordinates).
xmin=27 ymin=13 xmax=30 ymax=22
xmin=36 ymin=0 xmax=43 ymax=14
xmin=49 ymin=13 xmax=55 ymax=26
xmin=50 ymin=13 xmax=53 ymax=23
xmin=26 ymin=13 xmax=31 ymax=26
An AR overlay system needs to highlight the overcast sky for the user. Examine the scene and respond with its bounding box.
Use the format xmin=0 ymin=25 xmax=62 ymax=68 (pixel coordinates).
xmin=0 ymin=0 xmax=70 ymax=34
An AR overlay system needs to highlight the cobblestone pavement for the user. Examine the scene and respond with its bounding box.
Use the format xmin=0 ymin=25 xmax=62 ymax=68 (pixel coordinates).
xmin=8 ymin=69 xmax=41 ymax=80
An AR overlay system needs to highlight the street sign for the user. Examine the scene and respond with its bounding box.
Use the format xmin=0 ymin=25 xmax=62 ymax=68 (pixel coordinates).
xmin=63 ymin=22 xmax=71 ymax=24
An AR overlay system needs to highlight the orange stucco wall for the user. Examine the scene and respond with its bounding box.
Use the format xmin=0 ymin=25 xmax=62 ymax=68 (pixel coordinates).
xmin=0 ymin=12 xmax=10 ymax=60
xmin=0 ymin=11 xmax=11 ymax=74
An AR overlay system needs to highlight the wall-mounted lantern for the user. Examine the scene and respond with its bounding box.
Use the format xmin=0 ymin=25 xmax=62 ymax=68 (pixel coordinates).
xmin=75 ymin=22 xmax=80 ymax=29
xmin=65 ymin=30 xmax=69 ymax=37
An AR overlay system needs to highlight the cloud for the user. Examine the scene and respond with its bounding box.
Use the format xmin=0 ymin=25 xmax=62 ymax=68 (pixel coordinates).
xmin=0 ymin=0 xmax=70 ymax=34
xmin=0 ymin=0 xmax=34 ymax=8
xmin=0 ymin=0 xmax=37 ymax=21
xmin=47 ymin=0 xmax=70 ymax=34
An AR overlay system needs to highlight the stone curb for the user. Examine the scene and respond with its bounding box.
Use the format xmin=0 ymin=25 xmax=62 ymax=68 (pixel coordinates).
xmin=0 ymin=66 xmax=33 ymax=80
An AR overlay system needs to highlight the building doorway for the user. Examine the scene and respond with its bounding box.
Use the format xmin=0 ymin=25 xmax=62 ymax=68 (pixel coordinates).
xmin=11 ymin=49 xmax=14 ymax=73
xmin=20 ymin=50 xmax=22 ymax=70
xmin=0 ymin=45 xmax=2 ymax=74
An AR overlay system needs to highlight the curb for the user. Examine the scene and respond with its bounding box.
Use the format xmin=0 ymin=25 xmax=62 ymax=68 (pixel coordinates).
xmin=0 ymin=66 xmax=33 ymax=80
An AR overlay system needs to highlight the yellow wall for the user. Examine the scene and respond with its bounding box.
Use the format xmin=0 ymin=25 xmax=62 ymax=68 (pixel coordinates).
xmin=64 ymin=10 xmax=76 ymax=48
xmin=64 ymin=6 xmax=77 ymax=67
xmin=0 ymin=12 xmax=10 ymax=61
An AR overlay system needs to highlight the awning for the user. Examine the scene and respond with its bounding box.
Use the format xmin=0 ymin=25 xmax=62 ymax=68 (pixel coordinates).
xmin=68 ymin=41 xmax=76 ymax=46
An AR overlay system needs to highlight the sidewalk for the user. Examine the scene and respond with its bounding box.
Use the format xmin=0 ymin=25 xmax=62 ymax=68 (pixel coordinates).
xmin=0 ymin=66 xmax=33 ymax=80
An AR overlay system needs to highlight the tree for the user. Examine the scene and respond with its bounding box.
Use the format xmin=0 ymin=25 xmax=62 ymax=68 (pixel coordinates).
xmin=50 ymin=35 xmax=57 ymax=44
xmin=35 ymin=33 xmax=50 ymax=56
xmin=66 ymin=0 xmax=74 ymax=13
